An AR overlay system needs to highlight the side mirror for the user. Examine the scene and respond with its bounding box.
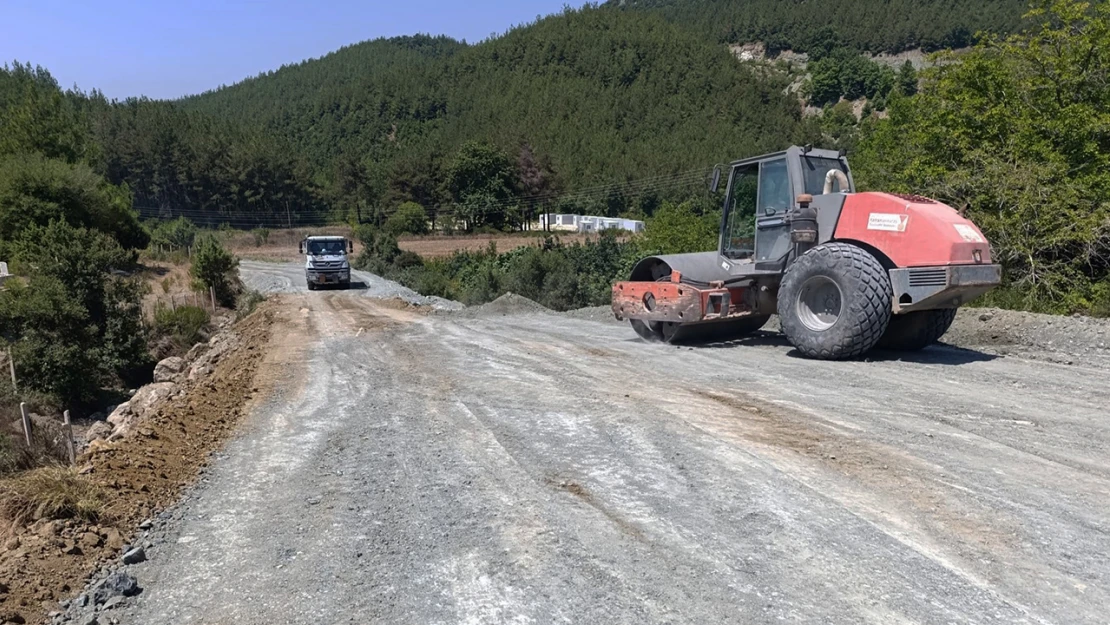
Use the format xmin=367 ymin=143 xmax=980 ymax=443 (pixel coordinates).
xmin=348 ymin=241 xmax=353 ymax=253
xmin=709 ymin=165 xmax=722 ymax=193
xmin=298 ymin=242 xmax=304 ymax=254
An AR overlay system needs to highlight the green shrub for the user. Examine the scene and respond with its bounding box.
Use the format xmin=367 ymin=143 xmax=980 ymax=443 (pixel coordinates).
xmin=236 ymin=290 xmax=266 ymax=319
xmin=252 ymin=228 xmax=271 ymax=247
xmin=190 ymin=235 xmax=239 ymax=306
xmin=153 ymin=304 xmax=210 ymax=346
xmin=385 ymin=202 xmax=429 ymax=236
xmin=414 ymin=262 xmax=454 ymax=299
xmin=1 ymin=220 xmax=151 ymax=404
xmin=147 ymin=217 xmax=198 ymax=252
xmin=641 ymin=200 xmax=720 ymax=256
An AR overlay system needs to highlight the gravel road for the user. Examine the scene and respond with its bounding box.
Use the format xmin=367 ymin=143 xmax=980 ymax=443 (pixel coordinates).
xmin=115 ymin=261 xmax=1110 ymax=625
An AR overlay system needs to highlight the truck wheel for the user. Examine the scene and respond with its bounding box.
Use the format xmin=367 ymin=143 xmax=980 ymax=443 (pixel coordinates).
xmin=778 ymin=242 xmax=891 ymax=360
xmin=307 ymin=282 xmax=316 ymax=291
xmin=877 ymin=308 xmax=957 ymax=351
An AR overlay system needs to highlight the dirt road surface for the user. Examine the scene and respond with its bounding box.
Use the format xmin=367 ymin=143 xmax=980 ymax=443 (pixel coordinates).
xmin=116 ymin=261 xmax=1109 ymax=625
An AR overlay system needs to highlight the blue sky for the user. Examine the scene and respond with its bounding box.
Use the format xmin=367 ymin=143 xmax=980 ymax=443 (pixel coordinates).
xmin=1 ymin=0 xmax=588 ymax=100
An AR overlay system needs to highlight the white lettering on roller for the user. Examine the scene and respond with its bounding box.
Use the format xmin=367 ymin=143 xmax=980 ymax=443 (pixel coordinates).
xmin=867 ymin=213 xmax=909 ymax=232
xmin=954 ymin=223 xmax=985 ymax=242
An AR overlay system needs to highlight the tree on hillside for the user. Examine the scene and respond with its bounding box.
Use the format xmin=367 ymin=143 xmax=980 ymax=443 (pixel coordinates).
xmin=0 ymin=62 xmax=88 ymax=163
xmin=385 ymin=201 xmax=429 ymax=235
xmin=330 ymin=152 xmax=376 ymax=224
xmin=607 ymin=0 xmax=1028 ymax=55
xmin=446 ymin=141 xmax=518 ymax=230
xmin=855 ymin=0 xmax=1110 ymax=313
xmin=385 ymin=153 xmax=446 ymax=219
xmin=806 ymin=50 xmax=897 ymax=108
xmin=516 ymin=143 xmax=558 ymax=230
xmin=896 ymin=60 xmax=919 ymax=96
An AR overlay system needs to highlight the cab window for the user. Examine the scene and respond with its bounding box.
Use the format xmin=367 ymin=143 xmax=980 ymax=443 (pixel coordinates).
xmin=758 ymin=158 xmax=791 ymax=214
xmin=722 ymin=164 xmax=758 ymax=259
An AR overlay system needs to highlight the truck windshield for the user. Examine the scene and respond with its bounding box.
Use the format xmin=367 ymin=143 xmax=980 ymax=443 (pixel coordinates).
xmin=308 ymin=240 xmax=346 ymax=255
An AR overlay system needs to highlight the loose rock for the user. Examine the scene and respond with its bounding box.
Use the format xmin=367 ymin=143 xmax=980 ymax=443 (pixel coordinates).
xmin=91 ymin=572 xmax=138 ymax=605
xmin=153 ymin=357 xmax=186 ymax=383
xmin=121 ymin=547 xmax=146 ymax=565
xmin=85 ymin=421 xmax=113 ymax=442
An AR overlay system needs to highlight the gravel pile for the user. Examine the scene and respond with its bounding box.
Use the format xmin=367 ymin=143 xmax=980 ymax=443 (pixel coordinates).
xmin=350 ymin=269 xmax=462 ymax=311
xmin=451 ymin=292 xmax=552 ymax=318
xmin=561 ymin=305 xmax=623 ymax=325
xmin=945 ymin=307 xmax=1110 ymax=355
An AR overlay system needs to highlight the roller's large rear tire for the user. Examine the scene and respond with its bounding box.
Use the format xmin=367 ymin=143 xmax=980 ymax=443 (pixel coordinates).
xmin=778 ymin=242 xmax=891 ymax=360
xmin=877 ymin=308 xmax=957 ymax=351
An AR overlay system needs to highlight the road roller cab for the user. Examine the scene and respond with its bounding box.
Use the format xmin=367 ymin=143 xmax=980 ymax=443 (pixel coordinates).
xmin=612 ymin=146 xmax=1002 ymax=359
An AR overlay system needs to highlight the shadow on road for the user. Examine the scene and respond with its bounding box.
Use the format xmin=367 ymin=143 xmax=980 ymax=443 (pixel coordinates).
xmin=780 ymin=343 xmax=998 ymax=365
xmin=633 ymin=330 xmax=999 ymax=366
xmin=697 ymin=331 xmax=791 ymax=349
xmin=314 ymin=281 xmax=370 ymax=291
xmin=860 ymin=344 xmax=999 ymax=365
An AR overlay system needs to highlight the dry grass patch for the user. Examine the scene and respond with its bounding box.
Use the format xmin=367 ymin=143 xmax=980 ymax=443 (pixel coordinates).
xmin=0 ymin=466 xmax=109 ymax=527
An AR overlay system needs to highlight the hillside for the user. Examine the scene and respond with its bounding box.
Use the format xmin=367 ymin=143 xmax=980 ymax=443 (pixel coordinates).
xmin=5 ymin=1 xmax=1036 ymax=230
xmin=606 ymin=0 xmax=1029 ymax=54
xmin=180 ymin=7 xmax=809 ymax=193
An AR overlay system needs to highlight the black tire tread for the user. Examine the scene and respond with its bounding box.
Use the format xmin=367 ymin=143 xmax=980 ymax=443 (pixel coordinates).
xmin=877 ymin=308 xmax=957 ymax=351
xmin=778 ymin=242 xmax=892 ymax=360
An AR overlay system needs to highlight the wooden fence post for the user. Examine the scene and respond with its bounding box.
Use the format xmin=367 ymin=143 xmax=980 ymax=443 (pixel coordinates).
xmin=6 ymin=346 xmax=16 ymax=391
xmin=170 ymin=293 xmax=176 ymax=312
xmin=20 ymin=402 xmax=31 ymax=448
xmin=63 ymin=410 xmax=75 ymax=465
xmin=210 ymin=286 xmax=217 ymax=313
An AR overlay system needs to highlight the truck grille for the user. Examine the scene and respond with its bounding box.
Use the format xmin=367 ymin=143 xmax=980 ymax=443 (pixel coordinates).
xmin=315 ymin=261 xmax=343 ymax=269
xmin=907 ymin=268 xmax=948 ymax=287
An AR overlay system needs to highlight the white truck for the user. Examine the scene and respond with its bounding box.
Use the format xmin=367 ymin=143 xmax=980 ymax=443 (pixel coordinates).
xmin=299 ymin=236 xmax=353 ymax=290
xmin=0 ymin=261 xmax=9 ymax=288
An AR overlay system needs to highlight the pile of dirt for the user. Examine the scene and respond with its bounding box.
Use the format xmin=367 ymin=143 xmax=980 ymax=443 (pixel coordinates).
xmin=452 ymin=292 xmax=552 ymax=318
xmin=0 ymin=303 xmax=276 ymax=625
xmin=944 ymin=307 xmax=1109 ymax=354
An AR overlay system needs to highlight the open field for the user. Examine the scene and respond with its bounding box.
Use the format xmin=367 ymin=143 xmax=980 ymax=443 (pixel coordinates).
xmin=224 ymin=227 xmax=604 ymax=261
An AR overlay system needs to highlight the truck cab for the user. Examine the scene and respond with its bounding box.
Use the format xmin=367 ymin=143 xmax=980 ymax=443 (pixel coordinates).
xmin=300 ymin=236 xmax=353 ymax=290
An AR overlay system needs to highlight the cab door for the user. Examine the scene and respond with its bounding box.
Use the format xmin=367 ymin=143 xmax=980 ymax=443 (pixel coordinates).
xmin=754 ymin=158 xmax=793 ymax=264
